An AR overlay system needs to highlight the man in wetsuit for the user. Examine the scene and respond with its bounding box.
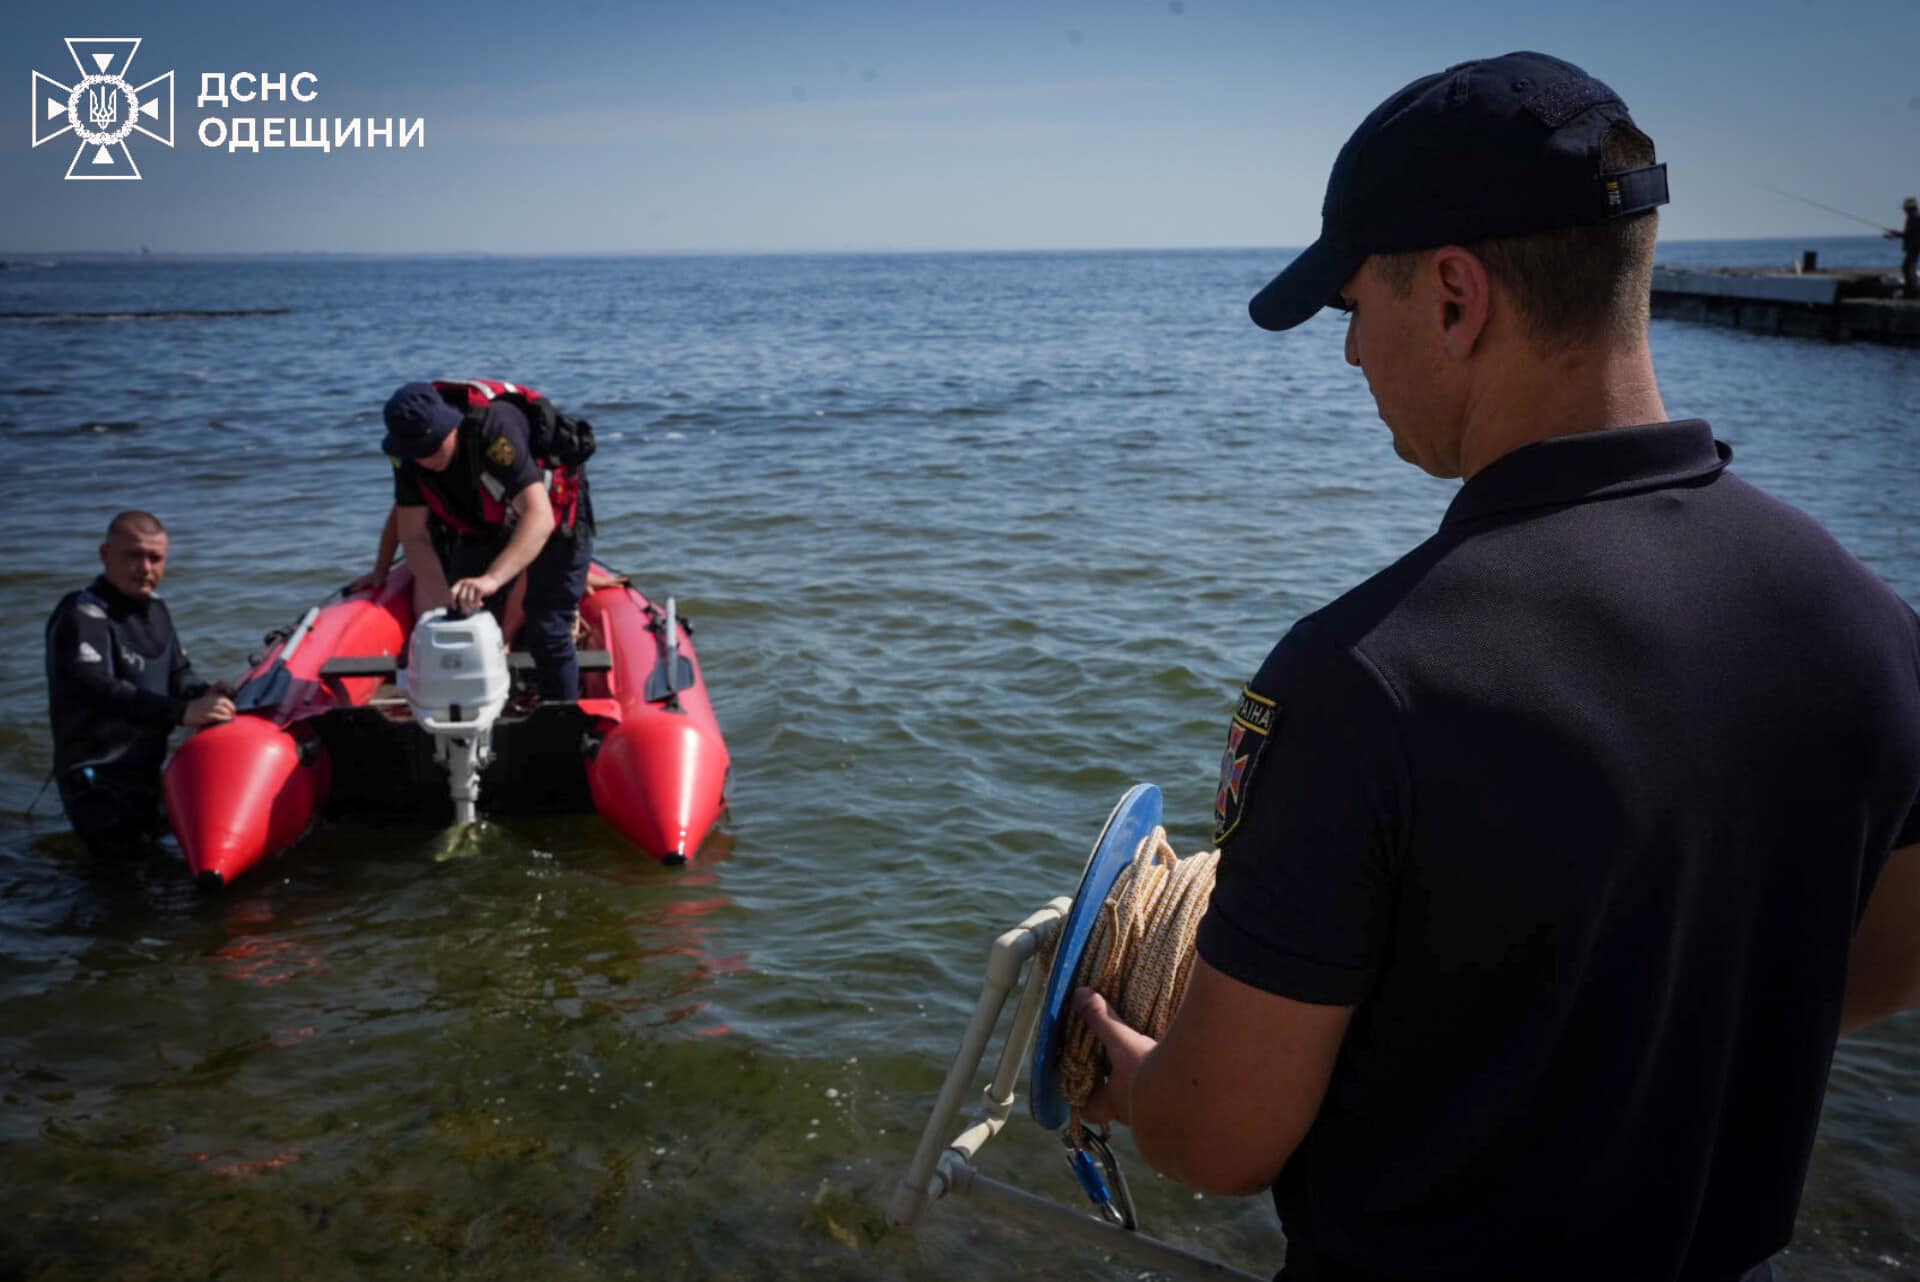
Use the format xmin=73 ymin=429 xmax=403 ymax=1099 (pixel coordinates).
xmin=1074 ymin=52 xmax=1920 ymax=1282
xmin=380 ymin=381 xmax=592 ymax=700
xmin=45 ymin=511 xmax=235 ymax=855
xmin=1885 ymin=196 xmax=1918 ymax=298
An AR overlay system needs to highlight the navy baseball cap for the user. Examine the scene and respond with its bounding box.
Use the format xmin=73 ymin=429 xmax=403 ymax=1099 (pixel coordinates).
xmin=1250 ymin=51 xmax=1669 ymax=331
xmin=381 ymin=382 xmax=463 ymax=459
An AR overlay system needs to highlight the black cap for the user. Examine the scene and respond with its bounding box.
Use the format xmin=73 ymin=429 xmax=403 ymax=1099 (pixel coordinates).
xmin=1250 ymin=51 xmax=1669 ymax=332
xmin=381 ymin=382 xmax=463 ymax=460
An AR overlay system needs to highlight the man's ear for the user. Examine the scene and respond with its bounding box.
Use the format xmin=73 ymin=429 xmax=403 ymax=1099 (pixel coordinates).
xmin=1430 ymin=246 xmax=1491 ymax=358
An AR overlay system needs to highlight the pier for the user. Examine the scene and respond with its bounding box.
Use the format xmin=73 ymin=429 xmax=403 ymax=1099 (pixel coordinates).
xmin=1651 ymin=259 xmax=1920 ymax=346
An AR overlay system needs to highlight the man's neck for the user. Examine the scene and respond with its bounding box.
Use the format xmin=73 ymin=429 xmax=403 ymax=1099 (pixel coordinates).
xmin=91 ymin=576 xmax=151 ymax=612
xmin=1456 ymin=338 xmax=1669 ymax=480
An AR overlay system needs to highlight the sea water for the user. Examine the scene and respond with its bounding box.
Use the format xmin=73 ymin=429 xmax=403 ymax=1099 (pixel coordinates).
xmin=1 ymin=238 xmax=1914 ymax=1279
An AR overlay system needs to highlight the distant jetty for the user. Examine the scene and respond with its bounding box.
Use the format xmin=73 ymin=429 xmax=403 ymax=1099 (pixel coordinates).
xmin=1652 ymin=256 xmax=1918 ymax=347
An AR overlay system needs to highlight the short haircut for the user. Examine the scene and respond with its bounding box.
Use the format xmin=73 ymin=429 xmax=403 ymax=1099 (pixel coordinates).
xmin=1375 ymin=123 xmax=1660 ymax=350
xmin=106 ymin=510 xmax=167 ymax=541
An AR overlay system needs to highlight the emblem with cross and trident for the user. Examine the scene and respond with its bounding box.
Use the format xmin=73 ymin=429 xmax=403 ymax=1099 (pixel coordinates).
xmin=31 ymin=38 xmax=174 ymax=181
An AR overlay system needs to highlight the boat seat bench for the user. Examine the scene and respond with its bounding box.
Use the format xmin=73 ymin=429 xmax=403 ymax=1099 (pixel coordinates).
xmin=320 ymin=650 xmax=613 ymax=677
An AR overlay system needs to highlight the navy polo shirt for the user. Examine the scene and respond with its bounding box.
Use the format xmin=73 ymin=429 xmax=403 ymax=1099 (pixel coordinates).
xmin=1197 ymin=421 xmax=1920 ymax=1282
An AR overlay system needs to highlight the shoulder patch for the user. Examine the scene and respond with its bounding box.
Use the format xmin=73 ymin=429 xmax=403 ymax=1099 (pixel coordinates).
xmin=77 ymin=641 xmax=104 ymax=664
xmin=77 ymin=602 xmax=107 ymax=620
xmin=487 ymin=435 xmax=516 ymax=468
xmin=1212 ymin=685 xmax=1277 ymax=846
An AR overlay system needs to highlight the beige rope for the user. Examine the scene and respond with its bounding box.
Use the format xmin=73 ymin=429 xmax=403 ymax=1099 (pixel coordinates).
xmin=1058 ymin=825 xmax=1219 ymax=1143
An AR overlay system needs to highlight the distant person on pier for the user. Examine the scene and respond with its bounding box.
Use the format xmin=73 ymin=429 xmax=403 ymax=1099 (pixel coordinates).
xmin=1074 ymin=51 xmax=1920 ymax=1282
xmin=44 ymin=512 xmax=234 ymax=856
xmin=378 ymin=380 xmax=595 ymax=701
xmin=1885 ymin=196 xmax=1918 ymax=298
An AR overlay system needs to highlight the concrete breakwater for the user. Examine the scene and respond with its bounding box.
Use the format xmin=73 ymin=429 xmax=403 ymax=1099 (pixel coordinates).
xmin=1652 ymin=262 xmax=1919 ymax=346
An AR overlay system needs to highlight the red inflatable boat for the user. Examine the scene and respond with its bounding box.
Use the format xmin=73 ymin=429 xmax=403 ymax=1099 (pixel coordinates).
xmin=163 ymin=565 xmax=731 ymax=889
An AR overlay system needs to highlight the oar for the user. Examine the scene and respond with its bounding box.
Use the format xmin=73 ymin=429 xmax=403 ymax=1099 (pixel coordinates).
xmin=645 ymin=596 xmax=695 ymax=702
xmin=231 ymin=605 xmax=320 ymax=713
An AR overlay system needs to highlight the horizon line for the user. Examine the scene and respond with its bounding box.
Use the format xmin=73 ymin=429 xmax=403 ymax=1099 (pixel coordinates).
xmin=0 ymin=232 xmax=1891 ymax=263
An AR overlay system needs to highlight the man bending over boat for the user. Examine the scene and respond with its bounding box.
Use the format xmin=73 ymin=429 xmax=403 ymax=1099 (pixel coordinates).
xmin=45 ymin=511 xmax=234 ymax=855
xmin=378 ymin=380 xmax=594 ymax=701
xmin=1074 ymin=52 xmax=1920 ymax=1282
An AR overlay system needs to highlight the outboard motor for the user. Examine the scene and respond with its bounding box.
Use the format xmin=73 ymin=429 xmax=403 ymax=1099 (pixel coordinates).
xmin=403 ymin=608 xmax=511 ymax=824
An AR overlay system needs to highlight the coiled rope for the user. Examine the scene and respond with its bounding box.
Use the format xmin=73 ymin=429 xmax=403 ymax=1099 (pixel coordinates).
xmin=1058 ymin=825 xmax=1219 ymax=1143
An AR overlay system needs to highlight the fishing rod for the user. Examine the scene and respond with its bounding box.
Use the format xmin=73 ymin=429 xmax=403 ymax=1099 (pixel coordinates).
xmin=1762 ymin=186 xmax=1896 ymax=234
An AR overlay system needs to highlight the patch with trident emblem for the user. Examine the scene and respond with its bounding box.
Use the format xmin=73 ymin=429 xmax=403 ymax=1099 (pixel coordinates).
xmin=31 ymin=38 xmax=174 ymax=181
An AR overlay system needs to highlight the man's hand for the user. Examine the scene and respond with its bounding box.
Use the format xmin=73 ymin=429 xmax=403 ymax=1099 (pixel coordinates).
xmin=183 ymin=691 xmax=236 ymax=728
xmin=1073 ymin=987 xmax=1159 ymax=1128
xmin=346 ymin=566 xmax=389 ymax=592
xmin=1887 ymin=229 xmax=1902 ymax=240
xmin=449 ymin=574 xmax=502 ymax=614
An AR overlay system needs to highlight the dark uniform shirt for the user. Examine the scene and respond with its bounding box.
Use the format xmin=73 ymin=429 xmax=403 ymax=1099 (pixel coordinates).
xmin=1198 ymin=421 xmax=1920 ymax=1282
xmin=1901 ymin=211 xmax=1919 ymax=255
xmin=391 ymin=393 xmax=595 ymax=701
xmin=392 ymin=400 xmax=542 ymax=536
xmin=45 ymin=576 xmax=208 ymax=780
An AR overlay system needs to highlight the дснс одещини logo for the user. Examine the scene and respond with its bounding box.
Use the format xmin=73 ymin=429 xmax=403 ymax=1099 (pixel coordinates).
xmin=31 ymin=38 xmax=174 ymax=180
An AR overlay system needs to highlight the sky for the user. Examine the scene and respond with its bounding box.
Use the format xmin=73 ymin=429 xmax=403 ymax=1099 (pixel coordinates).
xmin=6 ymin=0 xmax=1918 ymax=254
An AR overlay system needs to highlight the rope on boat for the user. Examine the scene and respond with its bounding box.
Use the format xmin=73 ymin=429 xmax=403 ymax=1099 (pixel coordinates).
xmin=1059 ymin=826 xmax=1219 ymax=1144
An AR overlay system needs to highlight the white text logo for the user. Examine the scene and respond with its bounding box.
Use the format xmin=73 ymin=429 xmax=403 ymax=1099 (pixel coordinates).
xmin=31 ymin=38 xmax=175 ymax=180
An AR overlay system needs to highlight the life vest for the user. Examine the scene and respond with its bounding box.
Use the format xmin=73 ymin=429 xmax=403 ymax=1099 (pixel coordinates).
xmin=415 ymin=378 xmax=588 ymax=537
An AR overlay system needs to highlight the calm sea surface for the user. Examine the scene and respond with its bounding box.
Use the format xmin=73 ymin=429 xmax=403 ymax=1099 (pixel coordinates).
xmin=1 ymin=238 xmax=1915 ymax=1280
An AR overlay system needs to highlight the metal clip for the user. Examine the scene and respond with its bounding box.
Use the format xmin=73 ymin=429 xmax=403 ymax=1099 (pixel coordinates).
xmin=1064 ymin=1134 xmax=1124 ymax=1226
xmin=1072 ymin=1125 xmax=1139 ymax=1231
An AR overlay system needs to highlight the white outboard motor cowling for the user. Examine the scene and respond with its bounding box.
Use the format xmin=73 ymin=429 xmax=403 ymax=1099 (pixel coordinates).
xmin=404 ymin=608 xmax=511 ymax=824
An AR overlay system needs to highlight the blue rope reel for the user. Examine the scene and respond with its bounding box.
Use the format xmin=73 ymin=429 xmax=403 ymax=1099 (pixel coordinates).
xmin=1028 ymin=782 xmax=1163 ymax=1131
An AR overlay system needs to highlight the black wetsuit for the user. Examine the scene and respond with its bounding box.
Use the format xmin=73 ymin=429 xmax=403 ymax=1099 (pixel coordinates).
xmin=44 ymin=577 xmax=209 ymax=853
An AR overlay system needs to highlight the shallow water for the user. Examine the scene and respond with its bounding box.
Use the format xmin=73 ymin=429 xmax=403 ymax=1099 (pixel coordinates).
xmin=2 ymin=239 xmax=1915 ymax=1280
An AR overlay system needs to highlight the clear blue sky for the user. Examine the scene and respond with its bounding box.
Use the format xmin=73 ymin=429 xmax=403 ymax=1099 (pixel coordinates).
xmin=7 ymin=0 xmax=1918 ymax=253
